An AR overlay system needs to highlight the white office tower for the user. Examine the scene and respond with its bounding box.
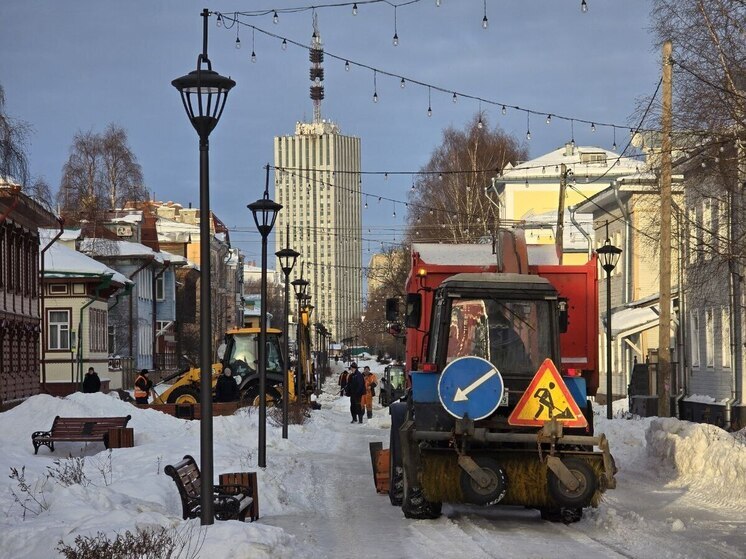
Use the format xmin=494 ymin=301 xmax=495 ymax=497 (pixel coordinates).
xmin=274 ymin=17 xmax=362 ymax=343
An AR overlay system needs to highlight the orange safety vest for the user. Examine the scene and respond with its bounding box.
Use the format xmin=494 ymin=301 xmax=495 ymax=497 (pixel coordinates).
xmin=134 ymin=375 xmax=149 ymax=399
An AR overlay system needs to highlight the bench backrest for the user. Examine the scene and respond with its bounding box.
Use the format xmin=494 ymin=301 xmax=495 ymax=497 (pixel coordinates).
xmin=50 ymin=416 xmax=131 ymax=437
xmin=164 ymin=455 xmax=201 ymax=500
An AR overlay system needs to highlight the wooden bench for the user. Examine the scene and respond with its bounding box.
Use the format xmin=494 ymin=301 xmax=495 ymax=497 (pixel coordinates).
xmin=164 ymin=455 xmax=254 ymax=522
xmin=31 ymin=415 xmax=132 ymax=455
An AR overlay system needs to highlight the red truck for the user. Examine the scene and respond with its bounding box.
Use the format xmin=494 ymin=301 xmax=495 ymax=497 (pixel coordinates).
xmin=382 ymin=229 xmax=615 ymax=523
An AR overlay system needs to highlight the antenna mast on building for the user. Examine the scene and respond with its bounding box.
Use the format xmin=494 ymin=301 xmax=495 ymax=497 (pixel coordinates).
xmin=309 ymin=13 xmax=324 ymax=124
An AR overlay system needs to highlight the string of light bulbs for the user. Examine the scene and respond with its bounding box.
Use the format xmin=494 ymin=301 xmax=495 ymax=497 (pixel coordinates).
xmin=213 ymin=13 xmax=643 ymax=142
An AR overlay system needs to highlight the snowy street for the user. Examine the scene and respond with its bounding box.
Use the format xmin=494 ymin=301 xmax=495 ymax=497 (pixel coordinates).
xmin=0 ymin=360 xmax=744 ymax=558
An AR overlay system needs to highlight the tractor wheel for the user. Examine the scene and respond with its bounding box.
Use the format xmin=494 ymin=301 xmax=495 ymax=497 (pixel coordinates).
xmin=389 ymin=446 xmax=404 ymax=506
xmin=402 ymin=470 xmax=441 ymax=519
xmin=167 ymin=386 xmax=200 ymax=404
xmin=251 ymin=386 xmax=283 ymax=407
xmin=459 ymin=456 xmax=507 ymax=506
xmin=547 ymin=458 xmax=597 ymax=509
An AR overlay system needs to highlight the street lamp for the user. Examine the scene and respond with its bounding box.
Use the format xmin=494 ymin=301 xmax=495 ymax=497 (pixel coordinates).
xmin=172 ymin=8 xmax=235 ymax=526
xmin=291 ymin=278 xmax=309 ymax=395
xmin=276 ymin=228 xmax=299 ymax=440
xmin=597 ymin=237 xmax=622 ymax=420
xmin=248 ymin=180 xmax=282 ymax=468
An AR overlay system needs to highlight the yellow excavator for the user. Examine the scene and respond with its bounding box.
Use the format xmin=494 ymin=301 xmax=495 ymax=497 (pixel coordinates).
xmin=153 ymin=327 xmax=297 ymax=406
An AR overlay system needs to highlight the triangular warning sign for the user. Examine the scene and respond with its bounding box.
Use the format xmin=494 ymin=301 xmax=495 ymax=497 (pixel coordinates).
xmin=508 ymin=358 xmax=587 ymax=428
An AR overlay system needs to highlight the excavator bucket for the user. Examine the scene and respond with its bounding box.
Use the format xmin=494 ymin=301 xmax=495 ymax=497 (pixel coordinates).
xmin=369 ymin=442 xmax=390 ymax=494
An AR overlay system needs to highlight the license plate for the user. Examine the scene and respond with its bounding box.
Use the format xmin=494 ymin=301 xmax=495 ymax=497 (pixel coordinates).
xmin=499 ymin=391 xmax=509 ymax=407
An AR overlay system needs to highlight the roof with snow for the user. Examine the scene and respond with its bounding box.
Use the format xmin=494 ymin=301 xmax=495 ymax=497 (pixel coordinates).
xmin=79 ymin=238 xmax=166 ymax=263
xmin=43 ymin=242 xmax=131 ymax=285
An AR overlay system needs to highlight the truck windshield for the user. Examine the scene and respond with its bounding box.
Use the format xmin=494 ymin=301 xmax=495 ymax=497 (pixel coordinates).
xmin=438 ymin=297 xmax=552 ymax=376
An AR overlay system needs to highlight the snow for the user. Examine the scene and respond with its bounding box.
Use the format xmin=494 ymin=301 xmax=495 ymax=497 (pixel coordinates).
xmin=1 ymin=365 xmax=744 ymax=558
xmin=42 ymin=242 xmax=131 ymax=286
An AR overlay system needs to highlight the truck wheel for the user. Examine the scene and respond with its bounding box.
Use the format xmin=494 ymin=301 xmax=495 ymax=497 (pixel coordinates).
xmin=402 ymin=474 xmax=441 ymax=519
xmin=167 ymin=386 xmax=200 ymax=404
xmin=389 ymin=448 xmax=404 ymax=506
xmin=547 ymin=458 xmax=596 ymax=508
xmin=459 ymin=456 xmax=507 ymax=506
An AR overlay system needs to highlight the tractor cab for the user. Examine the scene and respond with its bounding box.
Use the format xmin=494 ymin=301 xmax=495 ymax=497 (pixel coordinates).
xmin=379 ymin=364 xmax=406 ymax=407
xmin=220 ymin=327 xmax=285 ymax=393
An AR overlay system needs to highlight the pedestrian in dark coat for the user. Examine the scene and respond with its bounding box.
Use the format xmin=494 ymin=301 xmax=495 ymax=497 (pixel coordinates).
xmin=339 ymin=368 xmax=350 ymax=396
xmin=82 ymin=367 xmax=101 ymax=393
xmin=345 ymin=362 xmax=366 ymax=423
xmin=215 ymin=367 xmax=240 ymax=402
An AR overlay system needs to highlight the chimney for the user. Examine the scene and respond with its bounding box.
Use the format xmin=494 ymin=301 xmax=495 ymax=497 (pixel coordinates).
xmin=564 ymin=142 xmax=574 ymax=157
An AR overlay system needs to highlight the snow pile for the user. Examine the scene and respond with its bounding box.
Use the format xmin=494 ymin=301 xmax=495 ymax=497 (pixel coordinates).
xmin=645 ymin=418 xmax=746 ymax=506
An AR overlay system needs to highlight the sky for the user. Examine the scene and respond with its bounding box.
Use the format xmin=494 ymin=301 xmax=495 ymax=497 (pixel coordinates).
xmin=0 ymin=0 xmax=660 ymax=265
xmin=0 ymin=361 xmax=744 ymax=558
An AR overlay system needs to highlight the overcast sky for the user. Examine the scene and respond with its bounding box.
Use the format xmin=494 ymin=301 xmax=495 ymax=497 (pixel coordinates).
xmin=0 ymin=0 xmax=658 ymax=264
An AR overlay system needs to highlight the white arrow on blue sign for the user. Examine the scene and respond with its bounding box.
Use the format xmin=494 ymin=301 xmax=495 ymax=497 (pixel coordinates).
xmin=438 ymin=356 xmax=504 ymax=420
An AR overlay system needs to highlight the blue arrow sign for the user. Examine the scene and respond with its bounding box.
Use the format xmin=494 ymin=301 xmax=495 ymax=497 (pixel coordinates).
xmin=438 ymin=356 xmax=504 ymax=420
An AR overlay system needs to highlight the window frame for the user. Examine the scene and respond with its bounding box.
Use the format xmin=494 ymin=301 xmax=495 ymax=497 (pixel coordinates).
xmin=47 ymin=308 xmax=72 ymax=351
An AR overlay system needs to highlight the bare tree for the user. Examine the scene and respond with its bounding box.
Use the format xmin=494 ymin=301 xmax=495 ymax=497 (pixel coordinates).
xmin=57 ymin=125 xmax=146 ymax=225
xmin=645 ymin=0 xmax=746 ymax=299
xmin=407 ymin=114 xmax=527 ymax=244
xmin=0 ymin=85 xmax=30 ymax=187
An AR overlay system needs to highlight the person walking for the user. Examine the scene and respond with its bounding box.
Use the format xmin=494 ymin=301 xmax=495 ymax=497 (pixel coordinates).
xmin=345 ymin=362 xmax=366 ymax=423
xmin=134 ymin=369 xmax=155 ymax=404
xmin=215 ymin=367 xmax=240 ymax=403
xmin=82 ymin=367 xmax=101 ymax=393
xmin=338 ymin=367 xmax=350 ymax=396
xmin=361 ymin=366 xmax=378 ymax=419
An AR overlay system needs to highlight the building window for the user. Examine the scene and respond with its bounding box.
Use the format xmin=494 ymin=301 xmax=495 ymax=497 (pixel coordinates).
xmin=721 ymin=307 xmax=731 ymax=368
xmin=108 ymin=325 xmax=116 ymax=355
xmin=705 ymin=308 xmax=714 ymax=367
xmin=156 ymin=275 xmax=165 ymax=301
xmin=89 ymin=308 xmax=107 ymax=352
xmin=690 ymin=310 xmax=700 ymax=368
xmin=48 ymin=309 xmax=71 ymax=350
xmin=49 ymin=284 xmax=68 ymax=295
xmin=580 ymin=152 xmax=607 ymax=165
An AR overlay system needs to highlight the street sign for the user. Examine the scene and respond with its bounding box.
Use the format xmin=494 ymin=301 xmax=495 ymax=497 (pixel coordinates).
xmin=508 ymin=358 xmax=587 ymax=428
xmin=438 ymin=356 xmax=504 ymax=420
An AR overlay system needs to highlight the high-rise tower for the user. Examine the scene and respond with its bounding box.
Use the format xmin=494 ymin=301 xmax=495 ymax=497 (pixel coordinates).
xmin=274 ymin=18 xmax=362 ymax=343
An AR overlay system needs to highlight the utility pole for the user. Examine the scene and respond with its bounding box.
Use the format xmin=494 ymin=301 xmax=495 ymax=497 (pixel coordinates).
xmin=556 ymin=164 xmax=569 ymax=265
xmin=658 ymin=39 xmax=673 ymax=417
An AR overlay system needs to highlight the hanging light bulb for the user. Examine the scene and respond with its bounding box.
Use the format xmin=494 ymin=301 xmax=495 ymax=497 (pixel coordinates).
xmin=373 ymin=92 xmax=378 ymax=103
xmin=281 ymin=38 xmax=287 ymax=50
xmin=393 ymin=32 xmax=399 ymax=46
xmin=400 ymin=78 xmax=406 ymax=89
xmin=352 ymin=3 xmax=358 ymax=15
xmin=251 ymin=51 xmax=257 ymax=63
xmin=452 ymin=92 xmax=457 ymax=103
xmin=482 ymin=0 xmax=488 ymax=28
xmin=526 ymin=129 xmax=531 ymax=140
xmin=235 ymin=36 xmax=241 ymax=49
xmin=581 ymin=0 xmax=588 ymax=13
xmin=478 ymin=116 xmax=483 ymax=129
xmin=273 ymin=10 xmax=279 ymax=24
xmin=591 ymin=122 xmax=596 ymax=132
xmin=526 ymin=113 xmax=531 ymax=140
xmin=345 ymin=60 xmax=350 ymax=71
xmin=384 ymin=172 xmax=389 ymax=181
xmin=701 ymin=161 xmax=707 ymax=168
xmin=501 ymin=105 xmax=507 ymax=115
xmin=411 ymin=183 xmax=415 ymax=192
xmin=427 ymin=105 xmax=432 ymax=117
xmin=438 ymin=173 xmax=443 ymax=181
xmin=542 ymin=166 xmax=546 ymax=174
xmin=612 ymin=140 xmax=617 ymax=150
xmin=364 ymin=200 xmax=368 ymax=209
xmin=546 ymin=114 xmax=552 ymax=124
xmin=373 ymin=71 xmax=378 ymax=103
xmin=429 ymin=209 xmax=434 ymax=215
xmin=216 ymin=13 xmax=223 ymax=27
xmin=436 ymin=0 xmax=441 ymax=6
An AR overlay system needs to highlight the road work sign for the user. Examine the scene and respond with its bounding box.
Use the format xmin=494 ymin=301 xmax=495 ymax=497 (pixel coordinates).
xmin=508 ymin=358 xmax=587 ymax=428
xmin=438 ymin=356 xmax=504 ymax=420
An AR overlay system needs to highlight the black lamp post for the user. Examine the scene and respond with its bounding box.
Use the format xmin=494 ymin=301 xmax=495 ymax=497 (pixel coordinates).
xmin=597 ymin=237 xmax=622 ymax=420
xmin=276 ymin=228 xmax=299 ymax=440
xmin=172 ymin=8 xmax=235 ymax=526
xmin=291 ymin=278 xmax=309 ymax=395
xmin=248 ymin=175 xmax=282 ymax=468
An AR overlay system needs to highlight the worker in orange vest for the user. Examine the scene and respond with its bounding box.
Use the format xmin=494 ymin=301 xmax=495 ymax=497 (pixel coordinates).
xmin=361 ymin=366 xmax=378 ymax=419
xmin=134 ymin=369 xmax=155 ymax=404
